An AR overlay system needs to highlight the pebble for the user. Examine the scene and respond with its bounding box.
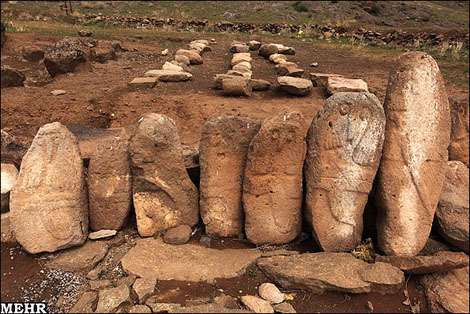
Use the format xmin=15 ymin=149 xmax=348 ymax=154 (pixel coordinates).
xmin=161 ymin=49 xmax=169 ymax=56
xmin=88 ymin=229 xmax=117 ymax=240
xmin=50 ymin=90 xmax=66 ymax=96
xmin=310 ymin=62 xmax=319 ymax=67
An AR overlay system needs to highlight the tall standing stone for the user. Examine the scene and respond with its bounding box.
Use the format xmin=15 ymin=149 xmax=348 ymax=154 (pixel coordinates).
xmin=305 ymin=92 xmax=385 ymax=252
xmin=376 ymin=52 xmax=451 ymax=256
xmin=75 ymin=128 xmax=131 ymax=231
xmin=129 ymin=114 xmax=199 ymax=237
xmin=199 ymin=116 xmax=260 ymax=238
xmin=243 ymin=110 xmax=306 ymax=245
xmin=10 ymin=122 xmax=88 ymax=253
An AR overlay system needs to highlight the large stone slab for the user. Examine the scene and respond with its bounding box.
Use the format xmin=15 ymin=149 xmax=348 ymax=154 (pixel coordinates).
xmin=243 ymin=110 xmax=306 ymax=245
xmin=200 ymin=115 xmax=260 ymax=237
xmin=304 ymin=92 xmax=385 ymax=252
xmin=277 ymin=76 xmax=312 ymax=96
xmin=419 ymin=266 xmax=469 ymax=313
xmin=74 ymin=127 xmax=131 ymax=231
xmin=10 ymin=122 xmax=88 ymax=254
xmin=376 ymin=251 xmax=468 ymax=274
xmin=120 ymin=238 xmax=261 ymax=283
xmin=128 ymin=77 xmax=157 ymax=90
xmin=436 ymin=161 xmax=469 ymax=252
xmin=144 ymin=69 xmax=192 ymax=82
xmin=129 ymin=114 xmax=199 ymax=237
xmin=325 ymin=77 xmax=368 ymax=94
xmin=257 ymin=253 xmax=404 ymax=294
xmin=376 ymin=52 xmax=451 ymax=256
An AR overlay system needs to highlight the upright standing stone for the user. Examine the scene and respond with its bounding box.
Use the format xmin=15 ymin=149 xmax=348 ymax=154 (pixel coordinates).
xmin=199 ymin=116 xmax=260 ymax=237
xmin=10 ymin=122 xmax=88 ymax=253
xmin=129 ymin=114 xmax=199 ymax=237
xmin=243 ymin=110 xmax=306 ymax=245
xmin=75 ymin=128 xmax=131 ymax=231
xmin=304 ymin=92 xmax=385 ymax=252
xmin=376 ymin=52 xmax=451 ymax=256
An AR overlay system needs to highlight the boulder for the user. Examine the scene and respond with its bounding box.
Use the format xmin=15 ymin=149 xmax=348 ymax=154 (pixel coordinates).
xmin=259 ymin=44 xmax=279 ymax=58
xmin=1 ymin=163 xmax=18 ymax=212
xmin=448 ymin=96 xmax=469 ymax=165
xmin=250 ymin=79 xmax=271 ymax=91
xmin=43 ymin=37 xmax=92 ymax=76
xmin=257 ymin=253 xmax=404 ymax=294
xmin=176 ymin=49 xmax=203 ymax=65
xmin=191 ymin=39 xmax=210 ymax=46
xmin=74 ymin=127 xmax=131 ymax=231
xmin=129 ymin=114 xmax=199 ymax=236
xmin=376 ymin=52 xmax=451 ymax=256
xmin=276 ymin=45 xmax=295 ymax=55
xmin=230 ymin=42 xmax=249 ymax=53
xmin=243 ymin=110 xmax=306 ymax=245
xmin=70 ymin=291 xmax=97 ymax=313
xmin=248 ymin=40 xmax=261 ymax=51
xmin=326 ymin=77 xmax=368 ymax=94
xmin=275 ymin=62 xmax=304 ymax=77
xmin=213 ymin=74 xmax=240 ymax=89
xmin=21 ymin=45 xmax=45 ymax=62
xmin=96 ymin=284 xmax=130 ymax=313
xmin=133 ymin=277 xmax=156 ymax=303
xmin=226 ymin=69 xmax=252 ymax=78
xmin=241 ymin=295 xmax=274 ymax=313
xmin=232 ymin=61 xmax=252 ymax=72
xmin=277 ymin=76 xmax=312 ymax=96
xmin=144 ymin=69 xmax=192 ymax=82
xmin=88 ymin=229 xmax=117 ymax=240
xmin=419 ymin=266 xmax=469 ymax=313
xmin=162 ymin=61 xmax=184 ymax=72
xmin=258 ymin=283 xmax=285 ymax=304
xmin=9 ymin=122 xmax=88 ymax=254
xmin=269 ymin=53 xmax=288 ymax=64
xmin=222 ymin=77 xmax=253 ymax=96
xmin=436 ymin=161 xmax=469 ymax=252
xmin=1 ymin=66 xmax=25 ymax=87
xmin=163 ymin=224 xmax=192 ymax=244
xmin=376 ymin=251 xmax=468 ymax=274
xmin=1 ymin=213 xmax=15 ymax=243
xmin=304 ymin=92 xmax=385 ymax=252
xmin=188 ymin=42 xmax=211 ymax=54
xmin=175 ymin=54 xmax=190 ymax=66
xmin=199 ymin=116 xmax=260 ymax=237
xmin=90 ymin=45 xmax=116 ymax=63
xmin=231 ymin=52 xmax=252 ymax=66
xmin=273 ymin=303 xmax=296 ymax=313
xmin=309 ymin=72 xmax=343 ymax=87
xmin=45 ymin=240 xmax=108 ymax=272
xmin=128 ymin=77 xmax=157 ymax=90
xmin=121 ymin=238 xmax=261 ymax=282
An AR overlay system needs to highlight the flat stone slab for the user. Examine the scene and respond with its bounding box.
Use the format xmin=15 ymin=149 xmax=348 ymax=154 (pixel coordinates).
xmin=128 ymin=77 xmax=157 ymax=90
xmin=376 ymin=251 xmax=469 ymax=274
xmin=326 ymin=76 xmax=368 ymax=94
xmin=144 ymin=69 xmax=192 ymax=82
xmin=277 ymin=76 xmax=312 ymax=96
xmin=257 ymin=252 xmax=404 ymax=295
xmin=121 ymin=238 xmax=261 ymax=283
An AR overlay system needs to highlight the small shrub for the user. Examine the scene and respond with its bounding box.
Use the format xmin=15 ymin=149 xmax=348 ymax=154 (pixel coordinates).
xmin=292 ymin=1 xmax=309 ymax=13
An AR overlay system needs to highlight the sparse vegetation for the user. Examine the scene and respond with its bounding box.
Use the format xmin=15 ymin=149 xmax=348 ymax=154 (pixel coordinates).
xmin=292 ymin=1 xmax=309 ymax=13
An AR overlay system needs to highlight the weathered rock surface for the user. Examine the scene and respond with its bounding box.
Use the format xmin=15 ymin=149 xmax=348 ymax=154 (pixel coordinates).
xmin=304 ymin=92 xmax=385 ymax=252
xmin=277 ymin=76 xmax=312 ymax=96
xmin=121 ymin=238 xmax=261 ymax=283
xmin=200 ymin=116 xmax=260 ymax=237
xmin=70 ymin=291 xmax=97 ymax=313
xmin=376 ymin=251 xmax=468 ymax=274
xmin=309 ymin=72 xmax=343 ymax=87
xmin=90 ymin=44 xmax=116 ymax=63
xmin=222 ymin=77 xmax=253 ymax=96
xmin=144 ymin=69 xmax=192 ymax=82
xmin=248 ymin=40 xmax=261 ymax=51
xmin=213 ymin=74 xmax=240 ymax=89
xmin=259 ymin=44 xmax=279 ymax=58
xmin=376 ymin=51 xmax=451 ymax=256
xmin=1 ymin=66 xmax=25 ymax=87
xmin=231 ymin=52 xmax=252 ymax=66
xmin=133 ymin=277 xmax=156 ymax=303
xmin=275 ymin=62 xmax=304 ymax=77
xmin=243 ymin=110 xmax=306 ymax=245
xmin=241 ymin=295 xmax=274 ymax=313
xmin=45 ymin=241 xmax=108 ymax=272
xmin=448 ymin=96 xmax=469 ymax=166
xmin=75 ymin=127 xmax=131 ymax=231
xmin=129 ymin=305 xmax=152 ymax=313
xmin=273 ymin=303 xmax=296 ymax=313
xmin=326 ymin=77 xmax=368 ymax=94
xmin=1 ymin=213 xmax=15 ymax=243
xmin=250 ymin=79 xmax=271 ymax=91
xmin=227 ymin=70 xmax=252 ymax=78
xmin=176 ymin=49 xmax=203 ymax=64
xmin=436 ymin=161 xmax=469 ymax=252
xmin=9 ymin=122 xmax=88 ymax=254
xmin=129 ymin=113 xmax=199 ymax=236
xmin=175 ymin=54 xmax=190 ymax=66
xmin=89 ymin=279 xmax=113 ymax=290
xmin=163 ymin=224 xmax=192 ymax=244
xmin=1 ymin=163 xmax=18 ymax=213
xmin=88 ymin=229 xmax=117 ymax=240
xmin=258 ymin=283 xmax=285 ymax=304
xmin=128 ymin=77 xmax=157 ymax=90
xmin=269 ymin=53 xmax=287 ymax=64
xmin=21 ymin=45 xmax=45 ymax=62
xmin=96 ymin=284 xmax=130 ymax=313
xmin=419 ymin=266 xmax=469 ymax=313
xmin=162 ymin=61 xmax=184 ymax=72
xmin=257 ymin=253 xmax=404 ymax=294
xmin=44 ymin=37 xmax=92 ymax=76
xmin=230 ymin=42 xmax=249 ymax=53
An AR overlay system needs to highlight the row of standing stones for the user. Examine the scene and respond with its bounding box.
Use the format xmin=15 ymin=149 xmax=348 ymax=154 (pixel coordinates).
xmin=1 ymin=51 xmax=468 ymax=262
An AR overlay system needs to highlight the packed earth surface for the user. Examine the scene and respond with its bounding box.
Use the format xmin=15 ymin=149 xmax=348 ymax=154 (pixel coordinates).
xmin=1 ymin=1 xmax=469 ymax=313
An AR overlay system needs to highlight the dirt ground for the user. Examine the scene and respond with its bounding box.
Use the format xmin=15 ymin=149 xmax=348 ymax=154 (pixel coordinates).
xmin=1 ymin=31 xmax=467 ymax=313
